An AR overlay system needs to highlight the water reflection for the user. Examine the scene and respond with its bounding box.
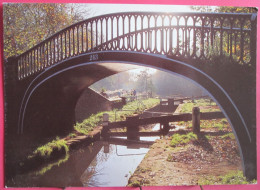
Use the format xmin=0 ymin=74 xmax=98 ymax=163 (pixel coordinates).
xmin=81 ymin=143 xmax=150 ymax=187
xmin=11 ymin=135 xmax=159 ymax=187
xmin=9 ymin=123 xmax=165 ymax=187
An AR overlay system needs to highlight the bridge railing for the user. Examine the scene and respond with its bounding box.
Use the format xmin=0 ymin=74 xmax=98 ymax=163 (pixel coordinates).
xmin=16 ymin=12 xmax=257 ymax=80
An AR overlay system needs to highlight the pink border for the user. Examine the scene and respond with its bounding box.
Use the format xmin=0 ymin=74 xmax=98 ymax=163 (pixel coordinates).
xmin=0 ymin=0 xmax=259 ymax=190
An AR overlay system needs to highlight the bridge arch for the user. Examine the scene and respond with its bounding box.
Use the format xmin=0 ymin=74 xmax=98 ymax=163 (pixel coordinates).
xmin=17 ymin=51 xmax=255 ymax=179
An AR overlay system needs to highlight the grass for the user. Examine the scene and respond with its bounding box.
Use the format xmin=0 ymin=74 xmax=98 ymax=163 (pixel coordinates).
xmin=68 ymin=133 xmax=77 ymax=138
xmin=221 ymin=133 xmax=236 ymax=140
xmin=136 ymin=167 xmax=152 ymax=173
xmin=176 ymin=119 xmax=231 ymax=131
xmin=214 ymin=123 xmax=224 ymax=131
xmin=128 ymin=180 xmax=141 ymax=187
xmin=170 ymin=132 xmax=197 ymax=147
xmin=29 ymin=98 xmax=160 ymax=159
xmin=180 ymin=98 xmax=219 ymax=113
xmin=30 ymin=137 xmax=69 ymax=158
xmin=198 ymin=170 xmax=257 ymax=185
xmin=74 ymin=98 xmax=160 ymax=135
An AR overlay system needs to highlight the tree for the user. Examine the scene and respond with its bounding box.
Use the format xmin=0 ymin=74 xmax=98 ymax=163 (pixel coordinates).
xmin=91 ymin=71 xmax=132 ymax=92
xmin=191 ymin=6 xmax=257 ymax=13
xmin=152 ymin=70 xmax=204 ymax=97
xmin=3 ymin=3 xmax=86 ymax=59
xmin=190 ymin=6 xmax=257 ymax=64
xmin=134 ymin=69 xmax=155 ymax=94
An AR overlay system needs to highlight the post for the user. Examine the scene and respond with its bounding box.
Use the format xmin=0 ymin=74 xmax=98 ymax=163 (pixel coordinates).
xmin=168 ymin=98 xmax=174 ymax=107
xmin=103 ymin=142 xmax=109 ymax=153
xmin=161 ymin=122 xmax=170 ymax=135
xmin=101 ymin=113 xmax=109 ymax=138
xmin=121 ymin=97 xmax=126 ymax=105
xmin=192 ymin=107 xmax=200 ymax=134
xmin=126 ymin=115 xmax=139 ymax=140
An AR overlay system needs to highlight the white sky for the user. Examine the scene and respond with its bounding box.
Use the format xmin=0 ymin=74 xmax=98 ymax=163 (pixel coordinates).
xmin=86 ymin=4 xmax=193 ymax=18
xmin=77 ymin=4 xmax=216 ymax=19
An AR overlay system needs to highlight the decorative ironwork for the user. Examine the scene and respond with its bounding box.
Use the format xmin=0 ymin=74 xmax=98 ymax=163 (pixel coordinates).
xmin=16 ymin=12 xmax=257 ymax=80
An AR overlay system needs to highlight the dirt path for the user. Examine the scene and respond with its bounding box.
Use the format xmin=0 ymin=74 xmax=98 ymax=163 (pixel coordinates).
xmin=128 ymin=126 xmax=242 ymax=186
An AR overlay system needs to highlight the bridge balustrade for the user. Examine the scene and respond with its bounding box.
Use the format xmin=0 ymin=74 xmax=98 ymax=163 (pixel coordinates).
xmin=16 ymin=12 xmax=256 ymax=80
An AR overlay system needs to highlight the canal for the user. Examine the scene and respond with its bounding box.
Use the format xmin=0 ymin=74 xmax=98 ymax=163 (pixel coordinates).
xmin=9 ymin=101 xmax=181 ymax=187
xmin=9 ymin=127 xmax=161 ymax=187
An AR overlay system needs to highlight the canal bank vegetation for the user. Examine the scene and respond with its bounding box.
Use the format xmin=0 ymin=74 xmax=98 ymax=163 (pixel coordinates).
xmin=169 ymin=132 xmax=197 ymax=147
xmin=128 ymin=98 xmax=254 ymax=186
xmin=74 ymin=98 xmax=159 ymax=134
xmin=177 ymin=118 xmax=230 ymax=132
xmin=29 ymin=137 xmax=69 ymax=158
xmin=198 ymin=170 xmax=257 ymax=185
xmin=128 ymin=127 xmax=250 ymax=186
xmin=27 ymin=98 xmax=160 ymax=164
xmin=178 ymin=98 xmax=220 ymax=113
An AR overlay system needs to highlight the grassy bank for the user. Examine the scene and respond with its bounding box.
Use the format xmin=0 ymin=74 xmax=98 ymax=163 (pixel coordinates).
xmin=169 ymin=132 xmax=197 ymax=147
xmin=177 ymin=118 xmax=230 ymax=131
xmin=198 ymin=170 xmax=257 ymax=185
xmin=179 ymin=98 xmax=220 ymax=113
xmin=29 ymin=98 xmax=160 ymax=160
xmin=29 ymin=137 xmax=69 ymax=158
xmin=128 ymin=98 xmax=254 ymax=186
xmin=74 ymin=98 xmax=159 ymax=134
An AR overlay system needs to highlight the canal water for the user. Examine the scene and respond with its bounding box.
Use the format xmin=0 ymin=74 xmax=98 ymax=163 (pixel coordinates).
xmin=10 ymin=127 xmax=160 ymax=187
xmin=81 ymin=137 xmax=158 ymax=187
xmin=9 ymin=101 xmax=182 ymax=187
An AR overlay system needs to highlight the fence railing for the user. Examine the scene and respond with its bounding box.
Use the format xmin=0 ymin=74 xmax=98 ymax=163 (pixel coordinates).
xmin=16 ymin=12 xmax=257 ymax=80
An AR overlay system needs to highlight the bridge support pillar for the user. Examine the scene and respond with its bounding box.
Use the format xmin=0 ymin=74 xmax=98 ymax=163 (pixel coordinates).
xmin=126 ymin=115 xmax=140 ymax=140
xmin=192 ymin=107 xmax=200 ymax=134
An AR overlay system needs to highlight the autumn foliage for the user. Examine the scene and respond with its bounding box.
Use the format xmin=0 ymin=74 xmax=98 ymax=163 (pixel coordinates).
xmin=3 ymin=3 xmax=84 ymax=59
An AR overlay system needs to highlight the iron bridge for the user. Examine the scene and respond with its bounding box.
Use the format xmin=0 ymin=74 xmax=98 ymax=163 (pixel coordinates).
xmin=4 ymin=12 xmax=257 ymax=180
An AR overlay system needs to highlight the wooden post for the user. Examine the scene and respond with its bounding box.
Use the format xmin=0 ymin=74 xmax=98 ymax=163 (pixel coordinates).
xmin=101 ymin=113 xmax=109 ymax=138
xmin=161 ymin=122 xmax=170 ymax=134
xmin=192 ymin=107 xmax=200 ymax=133
xmin=126 ymin=115 xmax=139 ymax=140
xmin=168 ymin=98 xmax=174 ymax=107
xmin=103 ymin=142 xmax=109 ymax=153
xmin=121 ymin=97 xmax=126 ymax=105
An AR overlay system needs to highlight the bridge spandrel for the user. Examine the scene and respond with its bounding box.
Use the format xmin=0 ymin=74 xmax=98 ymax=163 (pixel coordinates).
xmin=14 ymin=12 xmax=256 ymax=80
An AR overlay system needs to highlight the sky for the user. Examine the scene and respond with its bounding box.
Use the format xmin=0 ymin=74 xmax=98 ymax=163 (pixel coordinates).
xmin=85 ymin=4 xmax=194 ymax=18
xmin=76 ymin=4 xmax=217 ymax=19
